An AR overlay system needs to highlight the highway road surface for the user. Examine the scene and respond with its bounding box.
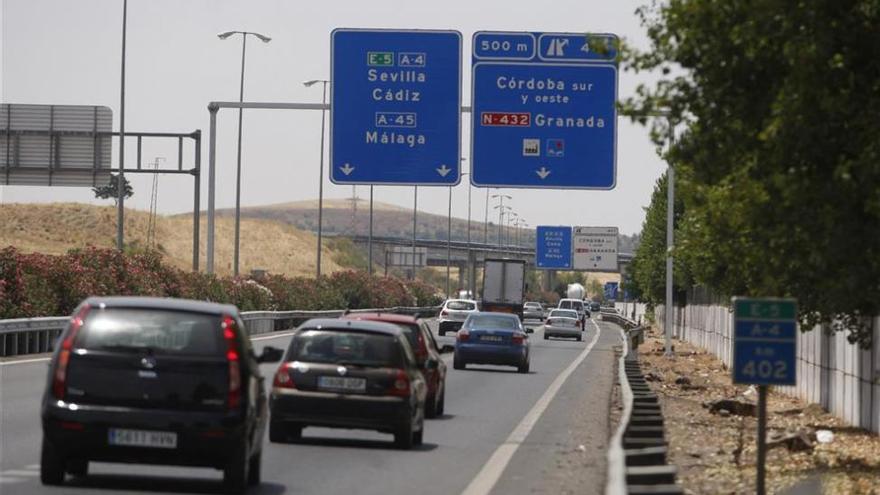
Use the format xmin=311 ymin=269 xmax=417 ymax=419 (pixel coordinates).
xmin=0 ymin=318 xmax=621 ymax=495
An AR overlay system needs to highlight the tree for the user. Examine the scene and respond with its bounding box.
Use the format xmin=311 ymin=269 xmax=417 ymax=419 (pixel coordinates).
xmin=93 ymin=174 xmax=133 ymax=205
xmin=623 ymin=0 xmax=880 ymax=344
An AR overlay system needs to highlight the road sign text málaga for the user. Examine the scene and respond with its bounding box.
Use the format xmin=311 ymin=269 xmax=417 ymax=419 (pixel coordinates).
xmin=331 ymin=29 xmax=462 ymax=185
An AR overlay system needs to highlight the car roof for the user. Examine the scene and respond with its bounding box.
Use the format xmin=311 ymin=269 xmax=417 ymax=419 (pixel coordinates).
xmin=341 ymin=312 xmax=419 ymax=325
xmin=445 ymin=299 xmax=477 ymax=304
xmin=84 ymin=296 xmax=239 ymax=315
xmin=559 ymin=298 xmax=584 ymax=303
xmin=469 ymin=311 xmax=520 ymax=319
xmin=298 ymin=318 xmax=404 ymax=337
xmin=551 ymin=309 xmax=578 ymax=314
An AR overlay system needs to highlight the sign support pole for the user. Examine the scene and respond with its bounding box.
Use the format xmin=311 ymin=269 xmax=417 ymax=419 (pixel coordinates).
xmin=757 ymin=385 xmax=767 ymax=495
xmin=368 ymin=185 xmax=374 ymax=276
xmin=664 ymin=115 xmax=675 ymax=357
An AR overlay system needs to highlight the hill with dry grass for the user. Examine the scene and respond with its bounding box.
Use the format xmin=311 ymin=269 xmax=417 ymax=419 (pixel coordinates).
xmin=0 ymin=203 xmax=343 ymax=278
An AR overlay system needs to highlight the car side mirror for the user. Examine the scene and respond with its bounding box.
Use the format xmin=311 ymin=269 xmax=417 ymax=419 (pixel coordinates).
xmin=257 ymin=346 xmax=283 ymax=363
xmin=425 ymin=359 xmax=440 ymax=370
xmin=439 ymin=344 xmax=454 ymax=354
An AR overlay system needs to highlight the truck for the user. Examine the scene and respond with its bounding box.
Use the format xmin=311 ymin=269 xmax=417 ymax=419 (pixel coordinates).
xmin=567 ymin=283 xmax=586 ymax=300
xmin=481 ymin=258 xmax=526 ymax=320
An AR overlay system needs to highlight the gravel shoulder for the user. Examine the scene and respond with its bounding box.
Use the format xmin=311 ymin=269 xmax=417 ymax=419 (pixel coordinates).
xmin=638 ymin=326 xmax=880 ymax=495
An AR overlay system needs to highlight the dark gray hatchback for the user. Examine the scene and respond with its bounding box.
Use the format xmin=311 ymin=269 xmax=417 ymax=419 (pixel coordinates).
xmin=40 ymin=297 xmax=283 ymax=493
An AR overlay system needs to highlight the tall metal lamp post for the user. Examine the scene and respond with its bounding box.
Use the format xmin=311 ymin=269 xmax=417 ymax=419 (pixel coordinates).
xmin=304 ymin=79 xmax=329 ymax=278
xmin=218 ymin=30 xmax=271 ymax=277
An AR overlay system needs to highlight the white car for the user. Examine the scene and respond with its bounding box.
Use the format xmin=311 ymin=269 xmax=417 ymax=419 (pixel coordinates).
xmin=438 ymin=299 xmax=479 ymax=335
xmin=543 ymin=309 xmax=583 ymax=341
xmin=557 ymin=298 xmax=588 ymax=324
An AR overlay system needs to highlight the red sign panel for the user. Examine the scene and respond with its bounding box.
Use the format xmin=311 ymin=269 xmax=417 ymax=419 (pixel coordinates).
xmin=480 ymin=112 xmax=531 ymax=127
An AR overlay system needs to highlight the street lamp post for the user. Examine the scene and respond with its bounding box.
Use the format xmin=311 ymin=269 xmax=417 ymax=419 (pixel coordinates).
xmin=304 ymin=79 xmax=329 ymax=279
xmin=446 ymin=185 xmax=452 ymax=298
xmin=491 ymin=194 xmax=512 ymax=250
xmin=412 ymin=186 xmax=418 ymax=280
xmin=218 ymin=30 xmax=271 ymax=277
xmin=483 ymin=189 xmax=490 ymax=244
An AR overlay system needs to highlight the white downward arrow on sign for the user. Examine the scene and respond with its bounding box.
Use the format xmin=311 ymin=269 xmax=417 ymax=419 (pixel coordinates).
xmin=536 ymin=167 xmax=551 ymax=179
xmin=339 ymin=163 xmax=355 ymax=175
xmin=436 ymin=165 xmax=452 ymax=177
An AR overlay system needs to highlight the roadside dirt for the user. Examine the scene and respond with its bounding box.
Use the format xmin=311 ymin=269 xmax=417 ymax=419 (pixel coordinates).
xmin=638 ymin=326 xmax=880 ymax=495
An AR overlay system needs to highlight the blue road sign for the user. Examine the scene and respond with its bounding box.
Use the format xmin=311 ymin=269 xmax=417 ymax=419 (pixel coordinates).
xmin=604 ymin=281 xmax=619 ymax=300
xmin=732 ymin=298 xmax=798 ymax=386
xmin=331 ymin=29 xmax=462 ymax=185
xmin=535 ymin=226 xmax=572 ymax=270
xmin=470 ymin=31 xmax=618 ymax=189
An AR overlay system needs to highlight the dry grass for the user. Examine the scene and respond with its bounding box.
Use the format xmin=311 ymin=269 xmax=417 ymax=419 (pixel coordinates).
xmin=638 ymin=328 xmax=880 ymax=494
xmin=0 ymin=203 xmax=342 ymax=277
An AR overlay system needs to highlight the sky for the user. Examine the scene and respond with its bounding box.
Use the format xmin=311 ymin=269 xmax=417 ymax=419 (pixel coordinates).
xmin=0 ymin=0 xmax=667 ymax=236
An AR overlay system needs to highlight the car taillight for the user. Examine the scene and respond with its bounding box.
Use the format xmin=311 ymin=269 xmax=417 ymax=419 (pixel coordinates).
xmin=416 ymin=332 xmax=428 ymax=362
xmin=457 ymin=329 xmax=470 ymax=342
xmin=222 ymin=315 xmax=241 ymax=411
xmin=388 ymin=369 xmax=410 ymax=397
xmin=512 ymin=333 xmax=525 ymax=345
xmin=273 ymin=363 xmax=296 ymax=389
xmin=440 ymin=310 xmax=448 ymax=317
xmin=53 ymin=304 xmax=90 ymax=400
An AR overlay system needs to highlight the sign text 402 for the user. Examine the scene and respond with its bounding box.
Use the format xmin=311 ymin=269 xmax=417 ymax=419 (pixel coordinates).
xmin=739 ymin=359 xmax=788 ymax=381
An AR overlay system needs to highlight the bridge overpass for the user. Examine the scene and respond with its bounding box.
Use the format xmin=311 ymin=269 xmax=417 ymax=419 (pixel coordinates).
xmin=330 ymin=233 xmax=633 ymax=293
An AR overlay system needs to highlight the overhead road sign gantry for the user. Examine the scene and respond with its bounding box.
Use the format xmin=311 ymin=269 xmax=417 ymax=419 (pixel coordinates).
xmin=535 ymin=226 xmax=572 ymax=270
xmin=470 ymin=31 xmax=618 ymax=189
xmin=331 ymin=29 xmax=462 ymax=185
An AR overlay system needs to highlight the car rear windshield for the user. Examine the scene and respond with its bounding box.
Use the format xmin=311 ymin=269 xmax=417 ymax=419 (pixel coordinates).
xmin=550 ymin=310 xmax=578 ymax=319
xmin=447 ymin=300 xmax=476 ymax=311
xmin=289 ymin=330 xmax=403 ymax=367
xmin=524 ymin=303 xmax=541 ymax=309
xmin=75 ymin=308 xmax=223 ymax=356
xmin=560 ymin=300 xmax=584 ymax=310
xmin=466 ymin=314 xmax=521 ymax=330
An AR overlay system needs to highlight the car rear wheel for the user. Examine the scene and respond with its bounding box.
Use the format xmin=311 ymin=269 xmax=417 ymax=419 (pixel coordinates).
xmin=438 ymin=327 xmax=446 ymax=336
xmin=426 ymin=392 xmax=439 ymax=419
xmin=40 ymin=437 xmax=65 ymax=486
xmin=394 ymin=417 xmax=414 ymax=449
xmin=247 ymin=452 xmax=261 ymax=486
xmin=67 ymin=459 xmax=88 ymax=478
xmin=223 ymin=441 xmax=249 ymax=494
xmin=453 ymin=355 xmax=465 ymax=370
xmin=543 ymin=333 xmax=549 ymax=340
xmin=269 ymin=421 xmax=302 ymax=443
xmin=412 ymin=428 xmax=424 ymax=446
xmin=518 ymin=361 xmax=530 ymax=374
xmin=577 ymin=334 xmax=583 ymax=342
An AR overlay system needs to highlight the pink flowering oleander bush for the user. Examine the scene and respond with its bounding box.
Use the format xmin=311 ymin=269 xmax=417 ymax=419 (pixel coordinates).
xmin=0 ymin=247 xmax=442 ymax=317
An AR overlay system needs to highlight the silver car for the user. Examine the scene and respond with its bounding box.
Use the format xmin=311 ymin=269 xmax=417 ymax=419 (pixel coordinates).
xmin=438 ymin=299 xmax=479 ymax=335
xmin=523 ymin=301 xmax=544 ymax=321
xmin=543 ymin=309 xmax=583 ymax=341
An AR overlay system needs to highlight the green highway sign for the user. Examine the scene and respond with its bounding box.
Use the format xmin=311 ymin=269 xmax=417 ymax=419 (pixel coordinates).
xmin=733 ymin=299 xmax=797 ymax=321
xmin=367 ymin=52 xmax=394 ymax=66
xmin=732 ymin=297 xmax=797 ymax=386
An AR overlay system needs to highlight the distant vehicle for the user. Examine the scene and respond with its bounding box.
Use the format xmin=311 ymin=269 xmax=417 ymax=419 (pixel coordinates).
xmin=590 ymin=301 xmax=602 ymax=313
xmin=269 ymin=318 xmax=427 ymax=449
xmin=453 ymin=313 xmax=530 ymax=373
xmin=558 ymin=298 xmax=589 ymax=324
xmin=438 ymin=299 xmax=479 ymax=336
xmin=481 ymin=259 xmax=527 ymax=319
xmin=566 ymin=283 xmax=586 ymax=300
xmin=342 ymin=312 xmax=453 ymax=418
xmin=457 ymin=289 xmax=474 ymax=300
xmin=543 ymin=309 xmax=583 ymax=341
xmin=522 ymin=301 xmax=544 ymax=320
xmin=40 ymin=297 xmax=283 ymax=493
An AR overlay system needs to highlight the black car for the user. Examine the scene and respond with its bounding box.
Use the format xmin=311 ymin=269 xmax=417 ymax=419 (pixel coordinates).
xmin=590 ymin=301 xmax=601 ymax=313
xmin=269 ymin=318 xmax=427 ymax=449
xmin=40 ymin=297 xmax=283 ymax=493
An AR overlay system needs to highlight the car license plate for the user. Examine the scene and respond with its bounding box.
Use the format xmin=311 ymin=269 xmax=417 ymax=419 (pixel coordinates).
xmin=108 ymin=428 xmax=177 ymax=449
xmin=480 ymin=335 xmax=503 ymax=342
xmin=317 ymin=376 xmax=366 ymax=393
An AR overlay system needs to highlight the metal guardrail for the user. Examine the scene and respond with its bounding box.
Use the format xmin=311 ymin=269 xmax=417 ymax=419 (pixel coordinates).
xmin=0 ymin=306 xmax=441 ymax=358
xmin=604 ymin=309 xmax=681 ymax=495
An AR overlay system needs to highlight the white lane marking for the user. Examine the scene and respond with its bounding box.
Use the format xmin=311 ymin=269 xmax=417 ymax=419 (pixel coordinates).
xmin=0 ymin=329 xmax=300 ymax=367
xmin=1 ymin=469 xmax=37 ymax=476
xmin=460 ymin=319 xmax=602 ymax=495
xmin=0 ymin=356 xmax=50 ymax=366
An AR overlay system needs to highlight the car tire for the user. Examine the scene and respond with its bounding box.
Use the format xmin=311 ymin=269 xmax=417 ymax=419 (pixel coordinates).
xmin=518 ymin=361 xmax=530 ymax=374
xmin=269 ymin=420 xmax=287 ymax=443
xmin=436 ymin=390 xmax=445 ymax=416
xmin=67 ymin=459 xmax=88 ymax=478
xmin=438 ymin=327 xmax=446 ymax=337
xmin=247 ymin=452 xmax=261 ymax=486
xmin=412 ymin=427 xmax=424 ymax=446
xmin=425 ymin=392 xmax=438 ymax=419
xmin=452 ymin=355 xmax=465 ymax=370
xmin=223 ymin=441 xmax=249 ymax=494
xmin=40 ymin=437 xmax=65 ymax=486
xmin=577 ymin=334 xmax=583 ymax=342
xmin=543 ymin=333 xmax=549 ymax=340
xmin=394 ymin=417 xmax=414 ymax=449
